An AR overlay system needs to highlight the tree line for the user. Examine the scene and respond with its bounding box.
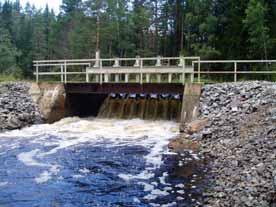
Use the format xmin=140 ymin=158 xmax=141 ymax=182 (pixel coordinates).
xmin=0 ymin=0 xmax=275 ymax=78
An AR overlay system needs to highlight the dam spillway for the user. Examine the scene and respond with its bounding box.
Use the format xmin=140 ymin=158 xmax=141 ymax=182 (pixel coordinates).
xmin=97 ymin=94 xmax=182 ymax=121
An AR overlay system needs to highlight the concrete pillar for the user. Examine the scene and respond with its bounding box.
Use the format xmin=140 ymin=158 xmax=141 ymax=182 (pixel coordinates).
xmin=157 ymin=74 xmax=161 ymax=83
xmin=115 ymin=74 xmax=120 ymax=83
xmin=155 ymin=56 xmax=162 ymax=67
xmin=104 ymin=74 xmax=109 ymax=83
xmin=125 ymin=74 xmax=129 ymax=83
xmin=180 ymin=83 xmax=202 ymax=132
xmin=168 ymin=74 xmax=172 ymax=83
xmin=146 ymin=74 xmax=150 ymax=83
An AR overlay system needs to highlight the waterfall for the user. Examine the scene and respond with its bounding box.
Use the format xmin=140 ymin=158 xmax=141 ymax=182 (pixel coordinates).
xmin=98 ymin=94 xmax=182 ymax=121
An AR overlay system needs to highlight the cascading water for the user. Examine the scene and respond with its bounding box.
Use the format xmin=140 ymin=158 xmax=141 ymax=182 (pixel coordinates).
xmin=0 ymin=117 xmax=207 ymax=206
xmin=98 ymin=94 xmax=182 ymax=121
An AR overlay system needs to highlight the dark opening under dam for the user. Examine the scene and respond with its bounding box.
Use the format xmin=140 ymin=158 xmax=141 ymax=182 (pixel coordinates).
xmin=64 ymin=83 xmax=184 ymax=121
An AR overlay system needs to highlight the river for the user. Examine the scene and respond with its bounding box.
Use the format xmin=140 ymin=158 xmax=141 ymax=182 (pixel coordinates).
xmin=0 ymin=118 xmax=206 ymax=207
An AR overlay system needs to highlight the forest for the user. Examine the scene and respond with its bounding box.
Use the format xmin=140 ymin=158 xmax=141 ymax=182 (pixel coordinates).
xmin=0 ymin=0 xmax=276 ymax=78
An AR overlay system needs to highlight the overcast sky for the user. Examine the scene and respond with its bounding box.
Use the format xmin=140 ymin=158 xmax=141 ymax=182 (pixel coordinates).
xmin=20 ymin=0 xmax=62 ymax=13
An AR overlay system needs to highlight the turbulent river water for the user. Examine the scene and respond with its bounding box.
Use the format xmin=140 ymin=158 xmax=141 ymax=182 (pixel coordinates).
xmin=0 ymin=118 xmax=206 ymax=207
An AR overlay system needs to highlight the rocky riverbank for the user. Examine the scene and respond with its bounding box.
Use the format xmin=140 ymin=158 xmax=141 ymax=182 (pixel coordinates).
xmin=179 ymin=81 xmax=276 ymax=206
xmin=0 ymin=82 xmax=43 ymax=131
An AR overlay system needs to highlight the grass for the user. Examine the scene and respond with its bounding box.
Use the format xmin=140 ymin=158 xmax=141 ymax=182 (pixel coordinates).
xmin=0 ymin=74 xmax=34 ymax=83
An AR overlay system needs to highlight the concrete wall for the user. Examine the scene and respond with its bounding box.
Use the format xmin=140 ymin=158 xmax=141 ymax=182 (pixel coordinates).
xmin=29 ymin=83 xmax=66 ymax=123
xmin=180 ymin=83 xmax=202 ymax=132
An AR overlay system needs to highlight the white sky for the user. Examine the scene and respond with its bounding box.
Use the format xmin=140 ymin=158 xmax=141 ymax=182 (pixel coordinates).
xmin=20 ymin=0 xmax=62 ymax=13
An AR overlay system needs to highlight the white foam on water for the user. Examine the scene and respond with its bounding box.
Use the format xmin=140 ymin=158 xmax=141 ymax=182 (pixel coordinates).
xmin=1 ymin=118 xmax=179 ymax=189
xmin=17 ymin=149 xmax=49 ymax=167
xmin=72 ymin=174 xmax=84 ymax=179
xmin=35 ymin=171 xmax=52 ymax=184
xmin=79 ymin=168 xmax=90 ymax=174
xmin=0 ymin=182 xmax=8 ymax=187
xmin=138 ymin=182 xmax=155 ymax=192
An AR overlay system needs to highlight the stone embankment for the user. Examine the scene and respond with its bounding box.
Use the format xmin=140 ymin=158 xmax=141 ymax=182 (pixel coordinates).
xmin=0 ymin=82 xmax=43 ymax=131
xmin=178 ymin=81 xmax=276 ymax=206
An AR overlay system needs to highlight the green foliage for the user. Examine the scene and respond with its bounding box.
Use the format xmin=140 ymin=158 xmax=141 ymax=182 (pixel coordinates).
xmin=0 ymin=28 xmax=19 ymax=73
xmin=243 ymin=0 xmax=271 ymax=59
xmin=0 ymin=0 xmax=275 ymax=80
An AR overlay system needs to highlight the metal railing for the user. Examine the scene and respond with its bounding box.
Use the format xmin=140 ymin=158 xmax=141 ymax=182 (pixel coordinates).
xmin=33 ymin=56 xmax=200 ymax=84
xmin=193 ymin=60 xmax=276 ymax=83
xmin=33 ymin=57 xmax=276 ymax=84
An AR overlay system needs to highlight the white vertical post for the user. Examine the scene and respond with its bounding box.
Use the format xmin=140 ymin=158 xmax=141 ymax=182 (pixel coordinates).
xmin=178 ymin=56 xmax=184 ymax=67
xmin=60 ymin=65 xmax=64 ymax=83
xmin=140 ymin=58 xmax=143 ymax=84
xmin=168 ymin=73 xmax=172 ymax=83
xmin=100 ymin=60 xmax=103 ymax=85
xmin=113 ymin=58 xmax=120 ymax=67
xmin=125 ymin=74 xmax=129 ymax=83
xmin=134 ymin=56 xmax=140 ymax=67
xmin=96 ymin=75 xmax=100 ymax=83
xmin=36 ymin=64 xmax=39 ymax=83
xmin=136 ymin=74 xmax=140 ymax=83
xmin=64 ymin=61 xmax=67 ymax=83
xmin=157 ymin=74 xmax=161 ymax=83
xmin=198 ymin=58 xmax=201 ymax=83
xmin=191 ymin=62 xmax=194 ymax=83
xmin=94 ymin=50 xmax=100 ymax=67
xmin=182 ymin=58 xmax=186 ymax=85
xmin=86 ymin=68 xmax=89 ymax=83
xmin=234 ymin=62 xmax=237 ymax=82
xmin=115 ymin=74 xmax=120 ymax=82
xmin=104 ymin=74 xmax=109 ymax=83
xmin=146 ymin=74 xmax=150 ymax=83
xmin=155 ymin=56 xmax=162 ymax=67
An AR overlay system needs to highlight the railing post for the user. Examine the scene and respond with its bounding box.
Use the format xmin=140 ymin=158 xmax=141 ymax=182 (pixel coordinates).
xmin=86 ymin=68 xmax=89 ymax=83
xmin=100 ymin=60 xmax=103 ymax=85
xmin=113 ymin=58 xmax=120 ymax=67
xmin=60 ymin=65 xmax=64 ymax=83
xmin=155 ymin=56 xmax=162 ymax=67
xmin=191 ymin=62 xmax=195 ymax=83
xmin=125 ymin=74 xmax=129 ymax=83
xmin=234 ymin=61 xmax=237 ymax=82
xmin=140 ymin=58 xmax=143 ymax=84
xmin=35 ymin=64 xmax=39 ymax=83
xmin=64 ymin=61 xmax=67 ymax=83
xmin=134 ymin=56 xmax=140 ymax=67
xmin=182 ymin=58 xmax=186 ymax=85
xmin=168 ymin=73 xmax=172 ymax=83
xmin=198 ymin=58 xmax=201 ymax=83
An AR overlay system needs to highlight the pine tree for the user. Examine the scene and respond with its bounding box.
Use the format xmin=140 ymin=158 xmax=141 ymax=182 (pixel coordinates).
xmin=243 ymin=0 xmax=271 ymax=59
xmin=0 ymin=27 xmax=18 ymax=73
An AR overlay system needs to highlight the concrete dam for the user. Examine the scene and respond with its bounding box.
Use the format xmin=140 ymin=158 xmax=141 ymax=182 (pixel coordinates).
xmin=29 ymin=83 xmax=201 ymax=127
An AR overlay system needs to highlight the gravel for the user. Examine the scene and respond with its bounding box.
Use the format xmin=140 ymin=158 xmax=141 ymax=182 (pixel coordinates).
xmin=194 ymin=81 xmax=276 ymax=206
xmin=0 ymin=82 xmax=43 ymax=131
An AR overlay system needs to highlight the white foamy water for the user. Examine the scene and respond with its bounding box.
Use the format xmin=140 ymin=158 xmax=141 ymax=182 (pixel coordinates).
xmin=0 ymin=118 xmax=179 ymax=184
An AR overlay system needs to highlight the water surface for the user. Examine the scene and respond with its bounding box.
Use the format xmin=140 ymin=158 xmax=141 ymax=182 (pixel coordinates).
xmin=0 ymin=118 xmax=205 ymax=207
